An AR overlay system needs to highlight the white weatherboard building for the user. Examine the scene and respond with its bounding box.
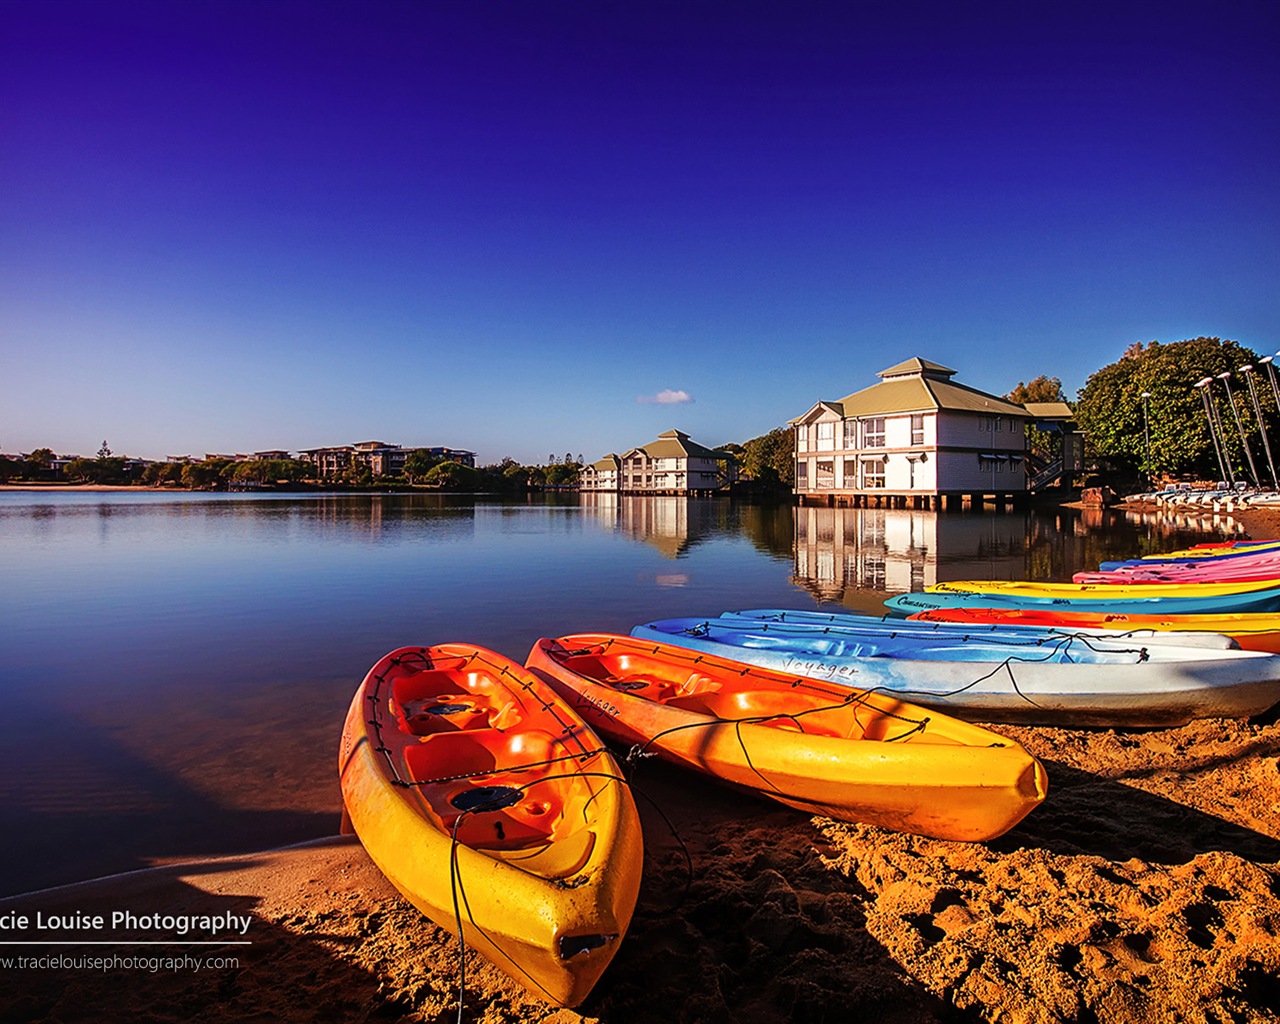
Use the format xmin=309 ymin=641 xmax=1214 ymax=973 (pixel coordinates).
xmin=580 ymin=429 xmax=737 ymax=495
xmin=791 ymin=357 xmax=1032 ymax=509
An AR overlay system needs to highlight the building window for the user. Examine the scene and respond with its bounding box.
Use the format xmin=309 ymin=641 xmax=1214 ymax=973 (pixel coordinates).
xmin=816 ymin=460 xmax=834 ymax=488
xmin=994 ymin=417 xmax=1002 ymax=432
xmin=843 ymin=420 xmax=857 ymax=448
xmin=816 ymin=422 xmax=835 ymax=450
xmin=796 ymin=461 xmax=808 ymax=485
xmin=861 ymin=459 xmax=885 ymax=488
xmin=911 ymin=414 xmax=924 ymax=445
xmin=797 ymin=425 xmax=809 ymax=450
xmin=862 ymin=418 xmax=885 ymax=448
xmin=843 ymin=458 xmax=857 ymax=483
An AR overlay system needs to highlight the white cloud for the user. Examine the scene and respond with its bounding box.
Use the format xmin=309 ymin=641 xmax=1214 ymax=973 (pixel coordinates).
xmin=638 ymin=388 xmax=694 ymax=405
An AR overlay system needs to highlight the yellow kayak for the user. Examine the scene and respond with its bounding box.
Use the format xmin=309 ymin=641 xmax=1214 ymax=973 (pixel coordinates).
xmin=339 ymin=644 xmax=643 ymax=1008
xmin=526 ymin=633 xmax=1046 ymax=842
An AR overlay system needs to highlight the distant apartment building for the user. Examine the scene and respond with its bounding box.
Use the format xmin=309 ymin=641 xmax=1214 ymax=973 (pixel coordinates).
xmin=791 ymin=357 xmax=1032 ymax=509
xmin=581 ymin=429 xmax=737 ymax=495
xmin=296 ymin=442 xmax=476 ymax=478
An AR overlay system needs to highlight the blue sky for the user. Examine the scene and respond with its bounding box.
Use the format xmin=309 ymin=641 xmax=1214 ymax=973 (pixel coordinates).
xmin=3 ymin=0 xmax=1278 ymax=464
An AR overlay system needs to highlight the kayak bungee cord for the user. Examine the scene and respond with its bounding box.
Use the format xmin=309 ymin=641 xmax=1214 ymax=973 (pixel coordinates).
xmin=678 ymin=617 xmax=1156 ymax=661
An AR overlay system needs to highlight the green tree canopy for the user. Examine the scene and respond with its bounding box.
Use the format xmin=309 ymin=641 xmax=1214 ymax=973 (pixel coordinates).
xmin=1074 ymin=337 xmax=1276 ymax=484
xmin=403 ymin=449 xmax=441 ymax=483
xmin=422 ymin=460 xmax=480 ymax=491
xmin=737 ymin=427 xmax=796 ymax=490
xmin=26 ymin=447 xmax=55 ymax=470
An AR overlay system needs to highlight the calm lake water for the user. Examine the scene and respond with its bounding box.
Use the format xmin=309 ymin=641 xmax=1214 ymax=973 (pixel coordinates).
xmin=0 ymin=490 xmax=1239 ymax=895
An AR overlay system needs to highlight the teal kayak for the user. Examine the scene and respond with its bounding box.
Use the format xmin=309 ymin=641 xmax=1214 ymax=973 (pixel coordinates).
xmin=884 ymin=586 xmax=1280 ymax=616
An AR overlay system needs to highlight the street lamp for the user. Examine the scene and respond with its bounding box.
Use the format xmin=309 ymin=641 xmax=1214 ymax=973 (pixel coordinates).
xmin=1217 ymin=371 xmax=1260 ymax=487
xmin=1239 ymin=364 xmax=1278 ymax=488
xmin=1195 ymin=377 xmax=1231 ymax=484
xmin=1140 ymin=391 xmax=1152 ymax=488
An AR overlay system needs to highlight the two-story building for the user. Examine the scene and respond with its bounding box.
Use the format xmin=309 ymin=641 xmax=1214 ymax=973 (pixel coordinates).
xmin=791 ymin=357 xmax=1032 ymax=509
xmin=580 ymin=429 xmax=737 ymax=495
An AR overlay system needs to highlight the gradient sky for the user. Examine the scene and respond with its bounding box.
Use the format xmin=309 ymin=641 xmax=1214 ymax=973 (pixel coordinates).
xmin=3 ymin=0 xmax=1278 ymax=465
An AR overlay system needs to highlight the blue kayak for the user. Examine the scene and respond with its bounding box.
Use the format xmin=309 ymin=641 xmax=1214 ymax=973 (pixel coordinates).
xmin=721 ymin=608 xmax=1237 ymax=649
xmin=631 ymin=616 xmax=1280 ymax=726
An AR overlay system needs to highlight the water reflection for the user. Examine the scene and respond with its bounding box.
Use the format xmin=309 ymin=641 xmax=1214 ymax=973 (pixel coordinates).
xmin=790 ymin=504 xmax=1245 ymax=608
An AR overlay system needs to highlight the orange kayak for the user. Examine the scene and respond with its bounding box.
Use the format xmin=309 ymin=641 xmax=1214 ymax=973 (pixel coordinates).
xmin=526 ymin=633 xmax=1046 ymax=842
xmin=906 ymin=607 xmax=1280 ymax=654
xmin=339 ymin=645 xmax=643 ymax=1007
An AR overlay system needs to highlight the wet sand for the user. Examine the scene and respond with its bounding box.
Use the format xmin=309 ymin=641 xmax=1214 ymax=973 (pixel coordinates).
xmin=2 ymin=505 xmax=1279 ymax=1022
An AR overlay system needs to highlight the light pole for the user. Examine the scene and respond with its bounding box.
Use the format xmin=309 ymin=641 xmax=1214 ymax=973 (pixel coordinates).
xmin=1195 ymin=377 xmax=1231 ymax=485
xmin=1239 ymin=364 xmax=1278 ymax=489
xmin=1217 ymin=371 xmax=1260 ymax=487
xmin=1140 ymin=391 xmax=1152 ymax=488
xmin=1261 ymin=354 xmax=1280 ymax=414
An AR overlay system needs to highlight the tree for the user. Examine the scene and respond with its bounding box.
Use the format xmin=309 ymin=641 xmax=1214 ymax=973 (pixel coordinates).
xmin=1006 ymin=377 xmax=1067 ymax=465
xmin=546 ymin=461 xmax=580 ymax=487
xmin=65 ymin=457 xmax=100 ymax=483
xmin=422 ymin=460 xmax=480 ymax=491
xmin=25 ymin=447 xmax=55 ymax=472
xmin=1074 ymin=337 xmax=1274 ymax=483
xmin=1007 ymin=375 xmax=1065 ymax=405
xmin=97 ymin=440 xmax=112 ymax=460
xmin=737 ymin=427 xmax=796 ymax=490
xmin=403 ymin=449 xmax=440 ymax=484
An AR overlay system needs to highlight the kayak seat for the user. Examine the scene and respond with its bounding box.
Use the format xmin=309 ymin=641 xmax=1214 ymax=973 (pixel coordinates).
xmin=391 ymin=670 xmax=524 ymax=735
xmin=402 ymin=729 xmax=582 ymax=850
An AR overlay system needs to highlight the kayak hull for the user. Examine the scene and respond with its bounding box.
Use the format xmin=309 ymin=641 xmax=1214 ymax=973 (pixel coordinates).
xmin=339 ymin=645 xmax=643 ymax=1008
xmin=526 ymin=633 xmax=1046 ymax=842
xmin=631 ymin=618 xmax=1280 ymax=727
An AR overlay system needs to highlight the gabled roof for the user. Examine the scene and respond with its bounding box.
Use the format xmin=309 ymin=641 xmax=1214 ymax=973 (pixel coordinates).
xmin=590 ymin=454 xmax=621 ymax=471
xmin=789 ymin=400 xmax=846 ymax=425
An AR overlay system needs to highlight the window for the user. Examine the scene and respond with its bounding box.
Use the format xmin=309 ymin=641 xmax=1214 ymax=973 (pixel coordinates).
xmin=862 ymin=418 xmax=885 ymax=447
xmin=816 ymin=422 xmax=835 ymax=450
xmin=994 ymin=417 xmax=1002 ymax=432
xmin=816 ymin=460 xmax=834 ymax=488
xmin=796 ymin=461 xmax=808 ymax=484
xmin=862 ymin=458 xmax=885 ymax=488
xmin=843 ymin=420 xmax=857 ymax=448
xmin=843 ymin=459 xmax=858 ymax=483
xmin=911 ymin=414 xmax=924 ymax=445
xmin=797 ymin=425 xmax=809 ymax=450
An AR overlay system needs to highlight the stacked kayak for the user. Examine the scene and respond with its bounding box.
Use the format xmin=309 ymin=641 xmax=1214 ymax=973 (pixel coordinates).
xmin=1074 ymin=546 xmax=1280 ymax=584
xmin=885 ymin=578 xmax=1280 ymax=615
xmin=526 ymin=633 xmax=1046 ymax=841
xmin=339 ymin=645 xmax=643 ymax=1008
xmin=1098 ymin=539 xmax=1280 ymax=571
xmin=631 ymin=613 xmax=1280 ymax=726
xmin=905 ymin=607 xmax=1280 ymax=654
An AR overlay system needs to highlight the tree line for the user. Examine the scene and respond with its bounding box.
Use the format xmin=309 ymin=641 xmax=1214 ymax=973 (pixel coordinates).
xmin=6 ymin=338 xmax=1266 ymax=494
xmin=0 ymin=446 xmax=588 ymax=493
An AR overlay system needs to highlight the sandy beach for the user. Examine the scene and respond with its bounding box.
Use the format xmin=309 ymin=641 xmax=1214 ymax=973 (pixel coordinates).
xmin=2 ymin=507 xmax=1279 ymax=1023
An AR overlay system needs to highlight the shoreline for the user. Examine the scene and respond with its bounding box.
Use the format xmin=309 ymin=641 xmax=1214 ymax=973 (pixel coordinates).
xmin=1 ymin=721 xmax=1277 ymax=1022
